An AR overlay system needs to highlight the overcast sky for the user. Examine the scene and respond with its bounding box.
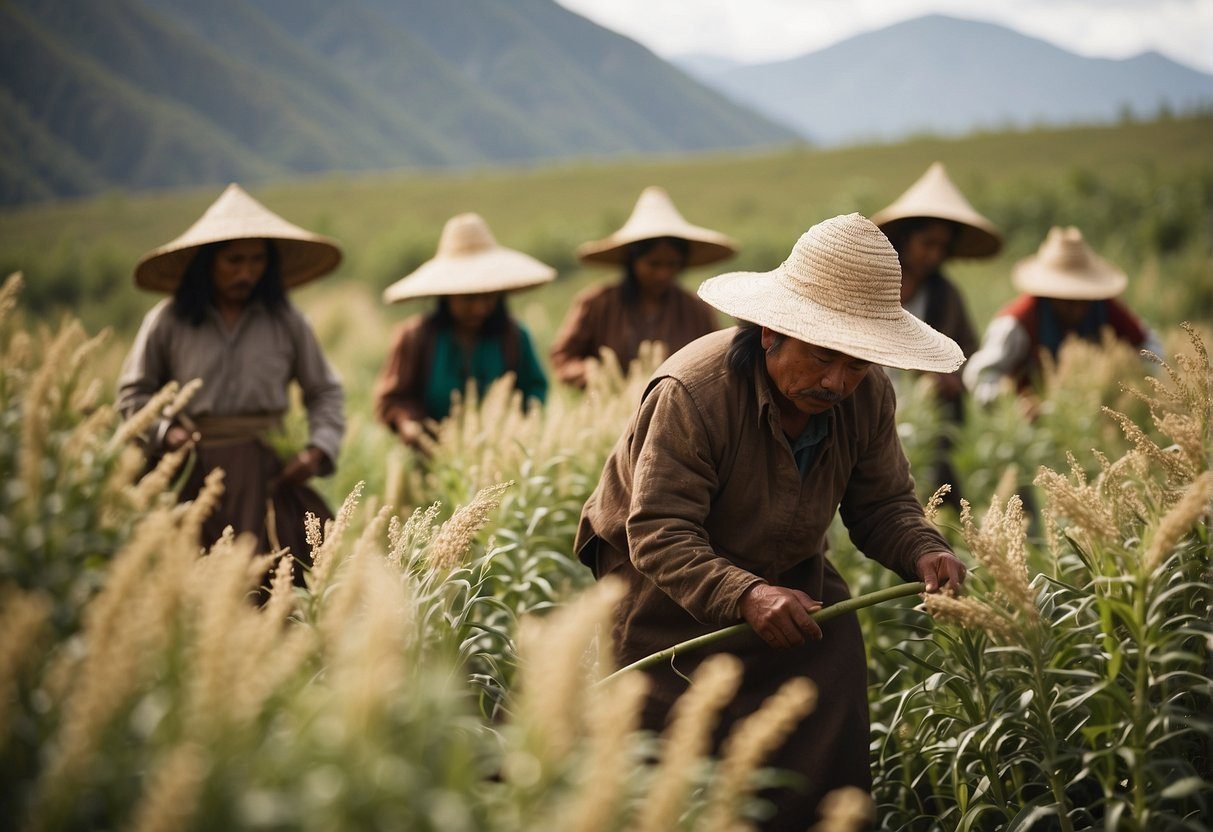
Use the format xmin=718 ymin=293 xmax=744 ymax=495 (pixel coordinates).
xmin=554 ymin=0 xmax=1213 ymax=73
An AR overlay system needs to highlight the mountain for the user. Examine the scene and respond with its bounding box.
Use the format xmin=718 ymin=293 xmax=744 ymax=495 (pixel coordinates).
xmin=0 ymin=0 xmax=796 ymax=205
xmin=676 ymin=15 xmax=1213 ymax=145
xmin=675 ymin=54 xmax=743 ymax=80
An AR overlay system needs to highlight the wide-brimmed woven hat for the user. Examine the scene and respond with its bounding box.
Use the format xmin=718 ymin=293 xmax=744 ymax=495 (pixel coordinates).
xmin=382 ymin=212 xmax=556 ymax=304
xmin=577 ymin=186 xmax=737 ymax=267
xmin=1012 ymin=226 xmax=1127 ymax=300
xmin=872 ymin=162 xmax=1002 ymax=258
xmin=698 ymin=213 xmax=964 ymax=372
xmin=134 ymin=183 xmax=342 ymax=292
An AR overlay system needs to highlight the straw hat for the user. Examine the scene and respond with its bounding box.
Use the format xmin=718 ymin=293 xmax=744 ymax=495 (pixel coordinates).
xmin=872 ymin=162 xmax=1002 ymax=258
xmin=577 ymin=186 xmax=737 ymax=267
xmin=134 ymin=183 xmax=342 ymax=292
xmin=698 ymin=213 xmax=964 ymax=372
xmin=1012 ymin=226 xmax=1127 ymax=300
xmin=382 ymin=213 xmax=556 ymax=304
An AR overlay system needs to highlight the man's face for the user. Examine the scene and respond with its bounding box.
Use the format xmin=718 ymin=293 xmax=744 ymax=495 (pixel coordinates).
xmin=211 ymin=239 xmax=268 ymax=306
xmin=761 ymin=329 xmax=873 ymax=415
xmin=631 ymin=240 xmax=687 ymax=295
xmin=900 ymin=221 xmax=954 ymax=282
xmin=447 ymin=292 xmax=502 ymax=332
xmin=1049 ymin=298 xmax=1092 ymax=329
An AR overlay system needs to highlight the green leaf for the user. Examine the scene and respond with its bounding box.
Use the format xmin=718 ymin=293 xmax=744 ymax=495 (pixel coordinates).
xmin=1160 ymin=776 xmax=1209 ymax=800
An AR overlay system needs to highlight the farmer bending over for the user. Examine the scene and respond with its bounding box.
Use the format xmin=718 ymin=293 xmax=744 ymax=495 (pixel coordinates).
xmin=576 ymin=213 xmax=968 ymax=829
xmin=964 ymin=225 xmax=1162 ymax=411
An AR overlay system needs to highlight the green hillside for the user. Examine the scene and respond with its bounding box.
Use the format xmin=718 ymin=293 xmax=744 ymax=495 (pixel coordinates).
xmin=2 ymin=116 xmax=1209 ymax=357
xmin=1 ymin=0 xmax=795 ymax=204
xmin=244 ymin=0 xmax=565 ymax=161
xmin=0 ymin=1 xmax=278 ymax=196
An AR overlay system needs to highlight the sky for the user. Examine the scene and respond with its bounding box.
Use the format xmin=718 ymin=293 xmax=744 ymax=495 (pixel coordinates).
xmin=554 ymin=0 xmax=1213 ymax=74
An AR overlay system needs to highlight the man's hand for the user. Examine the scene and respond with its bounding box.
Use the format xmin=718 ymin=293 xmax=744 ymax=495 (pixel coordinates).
xmin=395 ymin=417 xmax=425 ymax=447
xmin=1019 ymin=391 xmax=1043 ymax=422
xmin=164 ymin=424 xmax=200 ymax=451
xmin=739 ymin=583 xmax=823 ymax=648
xmin=277 ymin=447 xmax=325 ymax=487
xmin=915 ymin=551 xmax=967 ymax=594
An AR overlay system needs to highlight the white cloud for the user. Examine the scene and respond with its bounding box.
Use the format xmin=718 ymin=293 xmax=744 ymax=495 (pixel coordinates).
xmin=556 ymin=0 xmax=1213 ymax=72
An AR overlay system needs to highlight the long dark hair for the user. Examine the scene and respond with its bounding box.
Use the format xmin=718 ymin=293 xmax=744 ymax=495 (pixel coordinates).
xmin=619 ymin=236 xmax=691 ymax=304
xmin=726 ymin=320 xmax=785 ymax=374
xmin=171 ymin=239 xmax=286 ymax=326
xmin=431 ymin=295 xmax=511 ymax=338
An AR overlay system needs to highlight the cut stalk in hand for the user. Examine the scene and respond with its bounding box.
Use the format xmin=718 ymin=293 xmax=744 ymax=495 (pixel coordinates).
xmin=601 ymin=581 xmax=927 ymax=684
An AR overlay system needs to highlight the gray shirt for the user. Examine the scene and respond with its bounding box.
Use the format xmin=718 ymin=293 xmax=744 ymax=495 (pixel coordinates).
xmin=116 ymin=298 xmax=345 ymax=467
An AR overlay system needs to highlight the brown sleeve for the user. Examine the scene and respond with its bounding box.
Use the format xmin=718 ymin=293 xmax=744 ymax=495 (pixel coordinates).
xmin=626 ymin=378 xmax=764 ymax=625
xmin=839 ymin=377 xmax=953 ymax=579
xmin=374 ymin=317 xmax=430 ymax=432
xmin=944 ymin=282 xmax=978 ymax=358
xmin=549 ymin=289 xmax=600 ymax=388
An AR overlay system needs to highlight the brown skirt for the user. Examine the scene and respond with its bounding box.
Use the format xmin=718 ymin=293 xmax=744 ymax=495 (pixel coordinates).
xmin=177 ymin=438 xmax=333 ymax=586
xmin=604 ymin=550 xmax=871 ymax=830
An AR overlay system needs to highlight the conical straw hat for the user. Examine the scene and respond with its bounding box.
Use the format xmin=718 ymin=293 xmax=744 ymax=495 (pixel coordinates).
xmin=577 ymin=186 xmax=737 ymax=267
xmin=382 ymin=213 xmax=556 ymax=304
xmin=698 ymin=213 xmax=964 ymax=373
xmin=1012 ymin=226 xmax=1127 ymax=300
xmin=134 ymin=183 xmax=342 ymax=292
xmin=871 ymin=162 xmax=1002 ymax=258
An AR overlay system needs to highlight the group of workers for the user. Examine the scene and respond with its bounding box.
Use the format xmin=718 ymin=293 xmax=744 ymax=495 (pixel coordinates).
xmin=114 ymin=164 xmax=1159 ymax=829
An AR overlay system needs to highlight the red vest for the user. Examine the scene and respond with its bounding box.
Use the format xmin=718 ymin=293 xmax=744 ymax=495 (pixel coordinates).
xmin=998 ymin=294 xmax=1149 ymax=387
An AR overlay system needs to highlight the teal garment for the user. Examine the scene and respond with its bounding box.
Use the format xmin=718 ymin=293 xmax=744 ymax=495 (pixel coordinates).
xmin=790 ymin=411 xmax=830 ymax=476
xmin=423 ymin=323 xmax=548 ymax=420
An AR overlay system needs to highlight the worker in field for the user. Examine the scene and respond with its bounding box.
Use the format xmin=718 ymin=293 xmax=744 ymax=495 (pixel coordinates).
xmin=550 ymin=186 xmax=734 ymax=387
xmin=963 ymin=225 xmax=1162 ymax=408
xmin=117 ymin=183 xmax=345 ymax=580
xmin=374 ymin=212 xmax=553 ymax=448
xmin=873 ymin=161 xmax=1002 ymax=506
xmin=577 ymin=213 xmax=968 ymax=828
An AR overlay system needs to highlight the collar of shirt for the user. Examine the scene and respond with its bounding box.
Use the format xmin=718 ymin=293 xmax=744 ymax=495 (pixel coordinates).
xmin=205 ymin=299 xmax=268 ymax=339
xmin=751 ymin=358 xmax=834 ymax=453
xmin=791 ymin=411 xmax=829 ymax=452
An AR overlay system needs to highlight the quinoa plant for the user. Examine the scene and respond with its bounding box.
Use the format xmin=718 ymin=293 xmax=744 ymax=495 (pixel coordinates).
xmin=872 ymin=326 xmax=1212 ymax=830
xmin=1 ymin=287 xmax=846 ymax=831
xmin=1 ymin=479 xmax=836 ymax=832
xmin=0 ymin=273 xmax=205 ymax=634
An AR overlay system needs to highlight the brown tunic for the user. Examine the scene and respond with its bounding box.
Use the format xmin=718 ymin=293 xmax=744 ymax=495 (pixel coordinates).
xmin=374 ymin=316 xmax=437 ymax=430
xmin=549 ymin=282 xmax=718 ymax=387
xmin=116 ymin=299 xmax=345 ymax=465
xmin=918 ymin=271 xmax=977 ymax=359
xmin=116 ymin=299 xmax=344 ymax=577
xmin=905 ymin=271 xmax=977 ymax=504
xmin=576 ymin=328 xmax=950 ymax=827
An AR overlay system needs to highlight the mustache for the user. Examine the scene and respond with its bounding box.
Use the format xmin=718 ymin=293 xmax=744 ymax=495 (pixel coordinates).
xmin=791 ymin=388 xmax=842 ymax=403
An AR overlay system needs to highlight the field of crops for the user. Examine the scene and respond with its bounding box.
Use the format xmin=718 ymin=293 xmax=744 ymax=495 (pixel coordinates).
xmin=1 ymin=116 xmax=1211 ymax=830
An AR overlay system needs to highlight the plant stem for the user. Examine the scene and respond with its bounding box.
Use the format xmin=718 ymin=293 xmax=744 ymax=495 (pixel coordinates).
xmin=1029 ymin=630 xmax=1075 ymax=832
xmin=1131 ymin=579 xmax=1148 ymax=822
xmin=600 ymin=582 xmax=927 ymax=684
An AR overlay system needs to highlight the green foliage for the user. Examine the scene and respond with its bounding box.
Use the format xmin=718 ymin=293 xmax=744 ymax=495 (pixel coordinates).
xmin=870 ymin=329 xmax=1213 ymax=830
xmin=2 ymin=115 xmax=1209 ymax=339
xmin=0 ymin=275 xmax=143 ymax=633
xmin=2 ymin=119 xmax=1212 ymax=830
xmin=0 ymin=290 xmax=800 ymax=830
